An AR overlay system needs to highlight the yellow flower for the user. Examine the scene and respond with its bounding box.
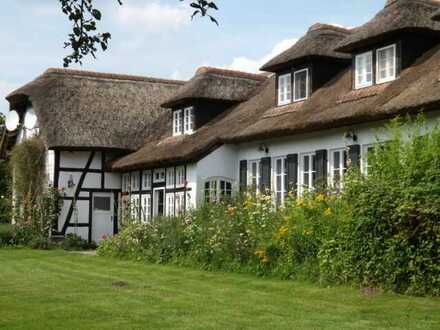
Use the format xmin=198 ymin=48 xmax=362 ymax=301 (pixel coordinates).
xmin=324 ymin=208 xmax=332 ymax=216
xmin=277 ymin=225 xmax=289 ymax=239
xmin=297 ymin=198 xmax=304 ymax=206
xmin=227 ymin=206 xmax=237 ymax=216
xmin=303 ymin=229 xmax=312 ymax=236
xmin=315 ymin=193 xmax=326 ymax=202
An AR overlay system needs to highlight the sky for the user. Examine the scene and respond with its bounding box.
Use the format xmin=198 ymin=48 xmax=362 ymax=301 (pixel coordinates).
xmin=0 ymin=0 xmax=386 ymax=115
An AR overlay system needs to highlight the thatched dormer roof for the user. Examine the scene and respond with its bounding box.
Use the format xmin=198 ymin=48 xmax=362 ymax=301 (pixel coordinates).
xmin=261 ymin=24 xmax=352 ymax=73
xmin=161 ymin=67 xmax=266 ymax=109
xmin=336 ymin=0 xmax=440 ymax=53
xmin=6 ymin=68 xmax=185 ymax=151
xmin=112 ymin=42 xmax=440 ymax=171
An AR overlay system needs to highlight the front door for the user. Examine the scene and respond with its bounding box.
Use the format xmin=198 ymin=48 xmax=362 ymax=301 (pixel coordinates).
xmin=92 ymin=192 xmax=114 ymax=243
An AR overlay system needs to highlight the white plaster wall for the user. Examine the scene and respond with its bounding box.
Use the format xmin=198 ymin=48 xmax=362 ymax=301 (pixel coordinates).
xmin=194 ymin=145 xmax=238 ymax=206
xmin=60 ymin=151 xmax=102 ymax=169
xmin=105 ymin=172 xmax=121 ymax=190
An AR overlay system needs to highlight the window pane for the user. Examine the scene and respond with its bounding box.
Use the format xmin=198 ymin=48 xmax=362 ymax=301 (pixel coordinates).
xmin=304 ymin=173 xmax=309 ymax=187
xmin=304 ymin=155 xmax=309 ymax=172
xmin=294 ymin=70 xmax=308 ymax=100
xmin=94 ymin=197 xmax=111 ymax=211
xmin=333 ymin=151 xmax=340 ymax=169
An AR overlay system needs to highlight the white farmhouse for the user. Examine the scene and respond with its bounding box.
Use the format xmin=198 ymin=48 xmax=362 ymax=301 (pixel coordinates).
xmin=4 ymin=0 xmax=440 ymax=243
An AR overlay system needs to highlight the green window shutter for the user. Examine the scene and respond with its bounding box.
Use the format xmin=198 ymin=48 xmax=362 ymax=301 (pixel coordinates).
xmin=286 ymin=154 xmax=298 ymax=194
xmin=260 ymin=157 xmax=271 ymax=194
xmin=314 ymin=149 xmax=328 ymax=189
xmin=239 ymin=160 xmax=247 ymax=192
xmin=348 ymin=144 xmax=361 ymax=169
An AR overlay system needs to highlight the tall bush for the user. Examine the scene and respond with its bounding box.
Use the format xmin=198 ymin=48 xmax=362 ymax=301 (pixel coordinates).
xmin=9 ymin=137 xmax=61 ymax=245
xmin=320 ymin=118 xmax=440 ymax=295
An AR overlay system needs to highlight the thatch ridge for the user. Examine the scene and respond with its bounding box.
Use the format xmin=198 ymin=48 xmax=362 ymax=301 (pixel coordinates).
xmin=161 ymin=67 xmax=267 ymax=108
xmin=260 ymin=23 xmax=352 ymax=72
xmin=336 ymin=0 xmax=440 ymax=53
xmin=6 ymin=68 xmax=185 ymax=151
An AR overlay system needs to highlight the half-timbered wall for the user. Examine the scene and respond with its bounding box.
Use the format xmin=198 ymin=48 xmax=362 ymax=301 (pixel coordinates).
xmin=54 ymin=150 xmax=121 ymax=241
xmin=121 ymin=165 xmax=195 ymax=222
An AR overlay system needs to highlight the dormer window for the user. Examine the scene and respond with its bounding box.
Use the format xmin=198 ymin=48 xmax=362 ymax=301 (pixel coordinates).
xmin=355 ymin=44 xmax=397 ymax=89
xmin=293 ymin=69 xmax=309 ymax=102
xmin=173 ymin=110 xmax=182 ymax=136
xmin=183 ymin=107 xmax=194 ymax=134
xmin=173 ymin=107 xmax=194 ymax=136
xmin=355 ymin=51 xmax=373 ymax=89
xmin=278 ymin=73 xmax=292 ymax=106
xmin=376 ymin=44 xmax=396 ymax=84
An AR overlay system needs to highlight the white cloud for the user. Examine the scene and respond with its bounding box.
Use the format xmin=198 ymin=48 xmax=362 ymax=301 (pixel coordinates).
xmin=115 ymin=2 xmax=191 ymax=34
xmin=0 ymin=81 xmax=18 ymax=115
xmin=225 ymin=38 xmax=298 ymax=73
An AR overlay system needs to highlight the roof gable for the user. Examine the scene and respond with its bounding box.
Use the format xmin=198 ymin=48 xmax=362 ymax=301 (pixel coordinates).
xmin=261 ymin=23 xmax=352 ymax=73
xmin=161 ymin=67 xmax=266 ymax=109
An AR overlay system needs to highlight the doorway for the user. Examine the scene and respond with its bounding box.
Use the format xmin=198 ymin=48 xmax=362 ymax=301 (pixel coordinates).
xmin=91 ymin=192 xmax=114 ymax=243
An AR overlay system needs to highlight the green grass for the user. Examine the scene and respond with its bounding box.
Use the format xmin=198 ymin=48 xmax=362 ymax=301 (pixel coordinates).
xmin=0 ymin=249 xmax=439 ymax=330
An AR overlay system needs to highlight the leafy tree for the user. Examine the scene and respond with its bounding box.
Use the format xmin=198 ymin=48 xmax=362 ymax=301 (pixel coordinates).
xmin=60 ymin=0 xmax=218 ymax=67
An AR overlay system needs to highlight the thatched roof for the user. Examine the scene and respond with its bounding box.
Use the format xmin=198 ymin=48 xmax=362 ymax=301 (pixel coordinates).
xmin=112 ymin=43 xmax=440 ymax=171
xmin=6 ymin=68 xmax=185 ymax=151
xmin=261 ymin=23 xmax=352 ymax=72
xmin=336 ymin=0 xmax=440 ymax=53
xmin=227 ymin=43 xmax=440 ymax=142
xmin=161 ymin=67 xmax=266 ymax=108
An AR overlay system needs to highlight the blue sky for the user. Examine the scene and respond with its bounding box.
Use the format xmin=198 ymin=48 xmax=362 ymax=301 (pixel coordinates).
xmin=0 ymin=0 xmax=385 ymax=115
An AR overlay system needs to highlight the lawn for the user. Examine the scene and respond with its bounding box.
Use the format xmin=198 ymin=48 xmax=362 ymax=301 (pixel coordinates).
xmin=0 ymin=249 xmax=439 ymax=330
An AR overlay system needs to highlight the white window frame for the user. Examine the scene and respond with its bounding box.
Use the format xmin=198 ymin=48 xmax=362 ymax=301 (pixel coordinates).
xmin=130 ymin=194 xmax=140 ymax=220
xmin=153 ymin=169 xmax=165 ymax=183
xmin=355 ymin=51 xmax=373 ymax=89
xmin=153 ymin=188 xmax=165 ymax=217
xmin=142 ymin=170 xmax=152 ymax=190
xmin=204 ymin=177 xmax=233 ymax=203
xmin=273 ymin=157 xmax=287 ymax=205
xmin=166 ymin=168 xmax=175 ymax=188
xmin=361 ymin=144 xmax=375 ymax=175
xmin=173 ymin=110 xmax=183 ymax=136
xmin=293 ymin=68 xmax=309 ymax=102
xmin=131 ymin=172 xmax=140 ymax=192
xmin=175 ymin=166 xmax=185 ymax=188
xmin=376 ymin=44 xmax=396 ymax=84
xmin=122 ymin=173 xmax=130 ymax=192
xmin=248 ymin=160 xmax=261 ymax=192
xmin=330 ymin=149 xmax=347 ymax=189
xmin=300 ymin=153 xmax=316 ymax=194
xmin=166 ymin=193 xmax=175 ymax=217
xmin=175 ymin=192 xmax=185 ymax=215
xmin=278 ymin=73 xmax=292 ymax=106
xmin=183 ymin=107 xmax=194 ymax=134
xmin=140 ymin=194 xmax=151 ymax=223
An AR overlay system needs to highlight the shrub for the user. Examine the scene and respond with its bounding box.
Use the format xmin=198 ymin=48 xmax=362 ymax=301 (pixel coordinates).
xmin=99 ymin=117 xmax=440 ymax=296
xmin=319 ymin=118 xmax=440 ymax=296
xmin=62 ymin=234 xmax=96 ymax=251
xmin=0 ymin=224 xmax=13 ymax=246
